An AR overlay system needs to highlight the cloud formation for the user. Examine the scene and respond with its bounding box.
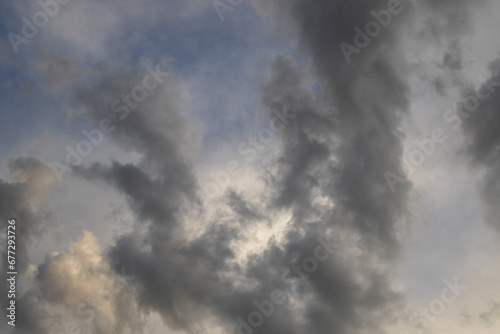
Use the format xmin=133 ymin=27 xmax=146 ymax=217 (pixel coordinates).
xmin=2 ymin=1 xmax=500 ymax=334
xmin=460 ymin=62 xmax=500 ymax=232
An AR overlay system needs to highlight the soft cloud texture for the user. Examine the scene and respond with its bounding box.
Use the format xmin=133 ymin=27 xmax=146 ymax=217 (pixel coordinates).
xmin=1 ymin=0 xmax=500 ymax=334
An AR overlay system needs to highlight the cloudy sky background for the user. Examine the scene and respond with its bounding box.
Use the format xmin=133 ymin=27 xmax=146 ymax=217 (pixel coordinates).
xmin=1 ymin=0 xmax=500 ymax=333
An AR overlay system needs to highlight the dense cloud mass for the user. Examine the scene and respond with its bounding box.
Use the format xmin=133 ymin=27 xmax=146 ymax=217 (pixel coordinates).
xmin=0 ymin=157 xmax=54 ymax=333
xmin=0 ymin=157 xmax=55 ymax=274
xmin=1 ymin=0 xmax=500 ymax=333
xmin=460 ymin=63 xmax=500 ymax=232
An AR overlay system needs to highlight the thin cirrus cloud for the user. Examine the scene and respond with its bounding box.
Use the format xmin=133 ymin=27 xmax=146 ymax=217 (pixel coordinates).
xmin=1 ymin=1 xmax=500 ymax=334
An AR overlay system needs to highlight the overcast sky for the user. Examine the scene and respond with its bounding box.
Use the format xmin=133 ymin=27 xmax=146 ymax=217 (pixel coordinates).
xmin=1 ymin=1 xmax=500 ymax=334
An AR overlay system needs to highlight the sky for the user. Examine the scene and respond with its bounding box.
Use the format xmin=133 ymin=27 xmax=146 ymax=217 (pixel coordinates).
xmin=1 ymin=0 xmax=500 ymax=333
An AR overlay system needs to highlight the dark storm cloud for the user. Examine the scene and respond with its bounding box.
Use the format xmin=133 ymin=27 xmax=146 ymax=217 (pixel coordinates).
xmin=72 ymin=65 xmax=195 ymax=172
xmin=74 ymin=162 xmax=185 ymax=232
xmin=257 ymin=0 xmax=413 ymax=258
xmin=460 ymin=62 xmax=500 ymax=232
xmin=248 ymin=0 xmax=472 ymax=333
xmin=253 ymin=0 xmax=478 ymax=257
xmin=239 ymin=218 xmax=406 ymax=334
xmin=0 ymin=156 xmax=54 ymax=333
xmin=107 ymin=224 xmax=240 ymax=331
xmin=0 ymin=156 xmax=54 ymax=275
xmin=70 ymin=64 xmax=201 ymax=239
xmin=8 ymin=292 xmax=50 ymax=334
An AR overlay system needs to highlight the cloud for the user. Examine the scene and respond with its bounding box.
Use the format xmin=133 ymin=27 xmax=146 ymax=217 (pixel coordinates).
xmin=1 ymin=229 xmax=145 ymax=334
xmin=35 ymin=230 xmax=145 ymax=334
xmin=85 ymin=0 xmax=421 ymax=332
xmin=227 ymin=190 xmax=265 ymax=223
xmin=0 ymin=156 xmax=54 ymax=276
xmin=2 ymin=0 xmax=494 ymax=333
xmin=460 ymin=62 xmax=500 ymax=232
xmin=64 ymin=1 xmax=469 ymax=333
xmin=256 ymin=0 xmax=414 ymax=259
xmin=0 ymin=156 xmax=55 ymax=332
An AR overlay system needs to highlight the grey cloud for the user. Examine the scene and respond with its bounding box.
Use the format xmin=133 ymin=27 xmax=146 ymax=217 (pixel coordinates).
xmin=257 ymin=0 xmax=413 ymax=259
xmin=247 ymin=0 xmax=476 ymax=333
xmin=460 ymin=66 xmax=500 ymax=232
xmin=94 ymin=0 xmax=421 ymax=333
xmin=74 ymin=162 xmax=186 ymax=233
xmin=0 ymin=156 xmax=54 ymax=275
xmin=227 ymin=190 xmax=265 ymax=223
xmin=239 ymin=218 xmax=406 ymax=334
xmin=65 ymin=64 xmax=250 ymax=332
xmin=228 ymin=0 xmax=415 ymax=330
xmin=15 ymin=1 xmax=481 ymax=333
xmin=69 ymin=62 xmax=201 ymax=234
xmin=107 ymin=227 xmax=239 ymax=332
xmin=7 ymin=291 xmax=50 ymax=334
xmin=0 ymin=156 xmax=55 ymax=333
